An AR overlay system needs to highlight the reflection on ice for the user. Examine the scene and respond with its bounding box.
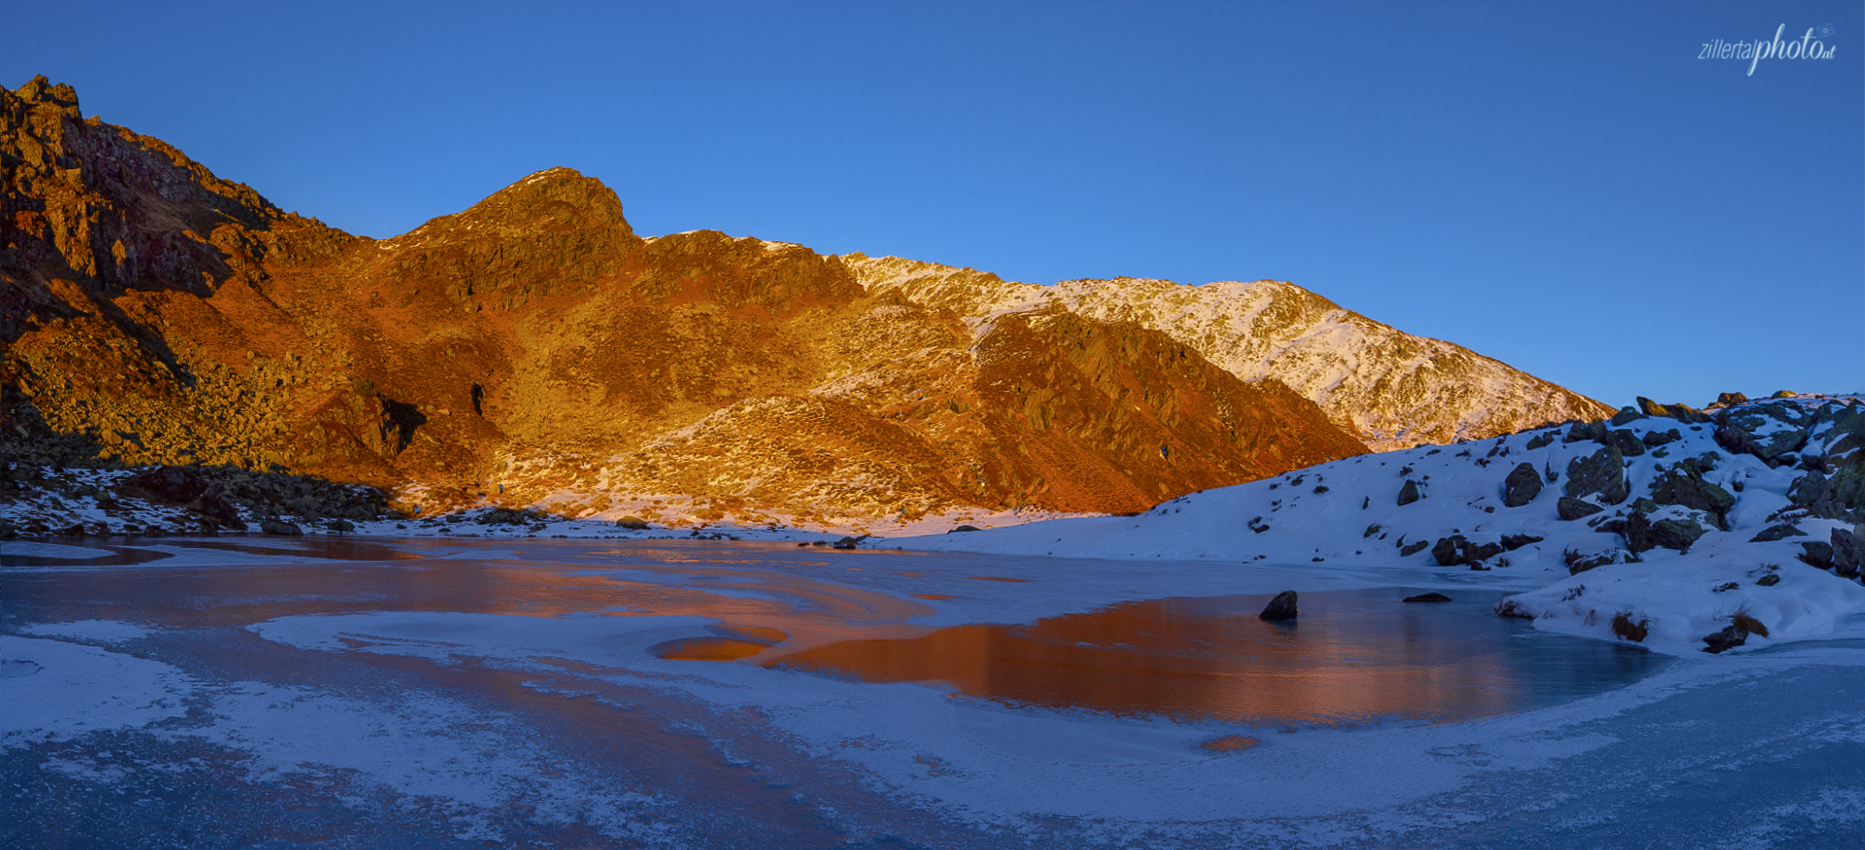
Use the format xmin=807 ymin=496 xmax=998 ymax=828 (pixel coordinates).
xmin=769 ymin=590 xmax=1670 ymax=726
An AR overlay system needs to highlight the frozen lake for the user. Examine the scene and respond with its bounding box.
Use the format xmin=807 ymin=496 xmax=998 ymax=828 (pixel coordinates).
xmin=4 ymin=537 xmax=1862 ymax=848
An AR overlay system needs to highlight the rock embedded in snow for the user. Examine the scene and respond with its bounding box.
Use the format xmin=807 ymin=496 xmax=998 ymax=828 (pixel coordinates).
xmin=1749 ymin=523 xmax=1806 ymax=542
xmin=1397 ymin=479 xmax=1422 ymax=506
xmin=1557 ymin=496 xmax=1605 ymax=521
xmin=1831 ymin=526 xmax=1863 ymax=579
xmin=1701 ymin=624 xmax=1749 ymax=654
xmin=1563 ymin=445 xmax=1629 ymax=505
xmin=1502 ymin=462 xmax=1542 ymax=507
xmin=1648 ymin=461 xmax=1736 ymax=526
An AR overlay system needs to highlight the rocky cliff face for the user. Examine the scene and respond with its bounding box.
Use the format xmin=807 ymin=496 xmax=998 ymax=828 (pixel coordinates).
xmin=2 ymin=76 xmax=1379 ymax=529
xmin=843 ymin=255 xmax=1612 ymax=451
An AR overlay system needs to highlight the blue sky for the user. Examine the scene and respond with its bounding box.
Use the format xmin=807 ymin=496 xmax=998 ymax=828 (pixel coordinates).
xmin=7 ymin=0 xmax=1860 ymax=407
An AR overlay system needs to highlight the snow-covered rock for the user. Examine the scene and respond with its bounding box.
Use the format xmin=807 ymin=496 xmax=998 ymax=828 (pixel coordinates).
xmin=886 ymin=394 xmax=1865 ymax=655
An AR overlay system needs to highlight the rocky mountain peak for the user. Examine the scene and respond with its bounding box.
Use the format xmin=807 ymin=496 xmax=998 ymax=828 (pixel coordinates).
xmin=376 ymin=167 xmax=643 ymax=305
xmin=455 ymin=167 xmax=635 ymax=238
xmin=11 ymin=75 xmax=80 ymax=118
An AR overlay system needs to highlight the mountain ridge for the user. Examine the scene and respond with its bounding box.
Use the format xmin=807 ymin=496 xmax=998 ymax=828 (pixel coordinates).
xmin=4 ymin=75 xmax=1598 ymax=530
xmin=842 ymin=254 xmax=1612 ymax=451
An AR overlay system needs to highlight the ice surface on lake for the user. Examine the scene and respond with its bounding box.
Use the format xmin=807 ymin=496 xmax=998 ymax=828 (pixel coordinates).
xmin=3 ymin=538 xmax=1862 ymax=848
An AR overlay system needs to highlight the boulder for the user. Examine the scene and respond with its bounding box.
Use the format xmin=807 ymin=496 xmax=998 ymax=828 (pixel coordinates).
xmin=615 ymin=516 xmax=650 ymax=530
xmin=124 ymin=465 xmax=212 ymax=503
xmin=1797 ymin=541 xmax=1834 ymax=569
xmin=1716 ymin=403 xmax=1810 ymax=464
xmin=1603 ymin=429 xmax=1647 ymax=457
xmin=1500 ymin=533 xmax=1545 ymax=550
xmin=1712 ymin=392 xmax=1750 ymax=407
xmin=1399 ymin=539 xmax=1429 ymax=557
xmin=260 ymin=518 xmax=303 ymax=536
xmin=1502 ymin=462 xmax=1542 ymax=507
xmin=1642 ymin=428 xmax=1682 ymax=447
xmin=1397 ymin=479 xmax=1422 ymax=506
xmin=1564 ymin=550 xmax=1621 ymax=574
xmin=1495 ymin=598 xmax=1535 ymax=619
xmin=1756 ymin=573 xmax=1781 ymax=586
xmin=1622 ymin=512 xmax=1709 ymax=553
xmin=1637 ymin=397 xmax=1713 ymax=423
xmin=1432 ymin=534 xmax=1505 ymax=567
xmin=1565 ymin=421 xmax=1607 ymax=443
xmin=1609 ymin=407 xmax=1645 ymax=426
xmin=1258 ymin=590 xmax=1298 ymax=621
xmin=1564 ymin=445 xmax=1628 ymax=504
xmin=1648 ymin=463 xmax=1735 ymax=526
xmin=188 ymin=488 xmax=248 ymax=531
xmin=1812 ymin=403 xmax=1865 ymax=469
xmin=1749 ymin=524 xmax=1807 ymax=542
xmin=1832 ymin=525 xmax=1863 ymax=579
xmin=1557 ymin=496 xmax=1605 ymax=521
xmin=1403 ymin=592 xmax=1453 ymax=603
xmin=1702 ymin=625 xmax=1748 ymax=654
xmin=480 ymin=507 xmax=547 ymax=525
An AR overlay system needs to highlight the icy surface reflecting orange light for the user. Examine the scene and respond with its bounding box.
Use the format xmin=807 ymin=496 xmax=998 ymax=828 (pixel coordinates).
xmin=767 ymin=592 xmax=1657 ymax=726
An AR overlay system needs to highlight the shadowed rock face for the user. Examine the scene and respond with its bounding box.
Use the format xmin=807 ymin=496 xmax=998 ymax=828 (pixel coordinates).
xmin=2 ymin=76 xmax=1374 ymax=525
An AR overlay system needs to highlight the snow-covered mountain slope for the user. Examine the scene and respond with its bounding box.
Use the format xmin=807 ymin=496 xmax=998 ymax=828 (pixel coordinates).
xmin=887 ymin=394 xmax=1865 ymax=655
xmin=843 ymin=254 xmax=1612 ymax=450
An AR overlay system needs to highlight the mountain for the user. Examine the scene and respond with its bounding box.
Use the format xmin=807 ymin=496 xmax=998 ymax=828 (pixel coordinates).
xmin=2 ymin=76 xmax=1602 ymax=531
xmin=842 ymin=256 xmax=1612 ymax=451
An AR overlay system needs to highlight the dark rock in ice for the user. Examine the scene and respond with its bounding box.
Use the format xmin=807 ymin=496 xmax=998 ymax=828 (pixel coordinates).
xmin=1258 ymin=590 xmax=1299 ymax=621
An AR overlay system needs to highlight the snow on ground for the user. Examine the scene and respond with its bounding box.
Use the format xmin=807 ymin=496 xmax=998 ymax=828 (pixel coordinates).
xmin=885 ymin=395 xmax=1865 ymax=655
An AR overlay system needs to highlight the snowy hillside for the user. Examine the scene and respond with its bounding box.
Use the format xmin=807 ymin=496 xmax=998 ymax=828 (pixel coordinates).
xmin=843 ymin=254 xmax=1611 ymax=450
xmin=888 ymin=394 xmax=1865 ymax=655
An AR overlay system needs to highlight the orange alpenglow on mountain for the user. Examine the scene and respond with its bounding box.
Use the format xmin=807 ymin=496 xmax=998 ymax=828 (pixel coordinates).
xmin=0 ymin=76 xmax=1607 ymax=529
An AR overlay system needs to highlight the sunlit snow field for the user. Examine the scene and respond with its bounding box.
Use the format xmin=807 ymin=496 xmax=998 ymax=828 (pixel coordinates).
xmin=4 ymin=537 xmax=1863 ymax=848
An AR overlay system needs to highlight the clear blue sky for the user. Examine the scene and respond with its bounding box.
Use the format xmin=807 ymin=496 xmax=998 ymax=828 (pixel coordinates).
xmin=7 ymin=0 xmax=1860 ymax=408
